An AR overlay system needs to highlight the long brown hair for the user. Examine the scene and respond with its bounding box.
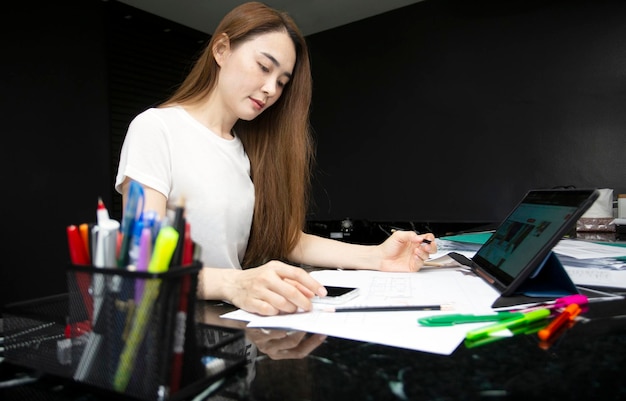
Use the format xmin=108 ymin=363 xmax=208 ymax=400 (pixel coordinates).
xmin=162 ymin=2 xmax=314 ymax=268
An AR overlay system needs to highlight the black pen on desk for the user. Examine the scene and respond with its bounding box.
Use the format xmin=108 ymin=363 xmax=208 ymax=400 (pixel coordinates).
xmin=324 ymin=304 xmax=453 ymax=313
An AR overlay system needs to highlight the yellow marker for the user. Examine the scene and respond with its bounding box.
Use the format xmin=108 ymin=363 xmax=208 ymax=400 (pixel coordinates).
xmin=113 ymin=279 xmax=160 ymax=391
xmin=148 ymin=226 xmax=180 ymax=273
xmin=113 ymin=226 xmax=179 ymax=391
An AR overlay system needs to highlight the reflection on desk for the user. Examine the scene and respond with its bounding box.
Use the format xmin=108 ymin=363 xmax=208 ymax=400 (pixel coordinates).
xmin=2 ymin=296 xmax=626 ymax=400
xmin=197 ymin=299 xmax=626 ymax=401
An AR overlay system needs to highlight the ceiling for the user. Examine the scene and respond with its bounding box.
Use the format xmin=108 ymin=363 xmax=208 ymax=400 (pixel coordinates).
xmin=116 ymin=0 xmax=426 ymax=36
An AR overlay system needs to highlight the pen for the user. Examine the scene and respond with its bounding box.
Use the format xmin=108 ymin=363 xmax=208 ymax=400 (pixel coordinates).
xmin=324 ymin=304 xmax=453 ymax=313
xmin=389 ymin=228 xmax=432 ymax=244
xmin=169 ymin=222 xmax=193 ymax=392
xmin=465 ymin=308 xmax=550 ymax=341
xmin=118 ymin=180 xmax=144 ymax=268
xmin=170 ymin=197 xmax=186 ymax=267
xmin=537 ymin=303 xmax=582 ymax=341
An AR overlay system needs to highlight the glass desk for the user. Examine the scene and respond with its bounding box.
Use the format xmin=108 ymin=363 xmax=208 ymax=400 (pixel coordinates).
xmin=2 ymin=290 xmax=625 ymax=401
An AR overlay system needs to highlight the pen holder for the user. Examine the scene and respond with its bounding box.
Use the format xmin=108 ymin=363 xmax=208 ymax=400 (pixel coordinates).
xmin=66 ymin=262 xmax=202 ymax=400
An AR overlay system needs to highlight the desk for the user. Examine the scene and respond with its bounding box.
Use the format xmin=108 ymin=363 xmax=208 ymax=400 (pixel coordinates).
xmin=2 ymin=290 xmax=626 ymax=400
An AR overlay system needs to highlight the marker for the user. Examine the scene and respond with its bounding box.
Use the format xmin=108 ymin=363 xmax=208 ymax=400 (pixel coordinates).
xmin=553 ymin=294 xmax=587 ymax=309
xmin=78 ymin=223 xmax=91 ymax=261
xmin=148 ymin=226 xmax=180 ymax=273
xmin=518 ymin=294 xmax=588 ymax=312
xmin=67 ymin=225 xmax=93 ymax=320
xmin=67 ymin=225 xmax=90 ymax=265
xmin=96 ymin=196 xmax=110 ymax=225
xmin=181 ymin=222 xmax=194 ymax=266
xmin=418 ymin=311 xmax=524 ymax=326
xmin=538 ymin=303 xmax=582 ymax=341
xmin=93 ymin=219 xmax=121 ymax=268
xmin=92 ymin=218 xmax=120 ymax=323
xmin=465 ymin=308 xmax=550 ymax=341
xmin=134 ymin=224 xmax=152 ymax=305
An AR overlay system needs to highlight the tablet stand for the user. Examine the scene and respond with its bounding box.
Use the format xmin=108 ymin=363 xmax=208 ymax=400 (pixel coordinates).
xmin=491 ymin=252 xmax=579 ymax=308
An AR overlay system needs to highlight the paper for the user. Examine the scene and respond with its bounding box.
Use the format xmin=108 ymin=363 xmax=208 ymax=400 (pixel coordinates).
xmin=552 ymin=239 xmax=626 ymax=259
xmin=222 ymin=269 xmax=501 ymax=355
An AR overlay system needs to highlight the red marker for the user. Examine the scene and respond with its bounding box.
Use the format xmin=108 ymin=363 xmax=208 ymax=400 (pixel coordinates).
xmin=67 ymin=225 xmax=90 ymax=265
xmin=67 ymin=225 xmax=94 ymax=320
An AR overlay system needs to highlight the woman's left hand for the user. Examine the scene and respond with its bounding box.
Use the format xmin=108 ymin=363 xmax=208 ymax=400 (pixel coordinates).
xmin=378 ymin=230 xmax=437 ymax=272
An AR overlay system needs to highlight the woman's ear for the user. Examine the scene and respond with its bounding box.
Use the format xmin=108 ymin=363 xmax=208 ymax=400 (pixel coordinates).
xmin=213 ymin=33 xmax=231 ymax=66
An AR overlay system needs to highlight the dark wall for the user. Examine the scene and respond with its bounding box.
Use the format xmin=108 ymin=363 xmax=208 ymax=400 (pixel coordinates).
xmin=1 ymin=0 xmax=206 ymax=308
xmin=2 ymin=1 xmax=110 ymax=308
xmin=3 ymin=0 xmax=625 ymax=307
xmin=306 ymin=0 xmax=626 ymax=223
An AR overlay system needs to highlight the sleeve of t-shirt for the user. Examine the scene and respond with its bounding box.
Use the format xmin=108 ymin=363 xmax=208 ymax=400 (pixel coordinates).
xmin=115 ymin=108 xmax=172 ymax=199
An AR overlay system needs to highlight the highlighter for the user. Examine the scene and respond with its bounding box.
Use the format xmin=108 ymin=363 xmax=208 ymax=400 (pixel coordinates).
xmin=148 ymin=226 xmax=180 ymax=273
xmin=538 ymin=303 xmax=582 ymax=341
xmin=465 ymin=308 xmax=550 ymax=341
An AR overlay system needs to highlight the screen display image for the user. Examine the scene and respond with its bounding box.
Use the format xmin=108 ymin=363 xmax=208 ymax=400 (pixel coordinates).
xmin=471 ymin=189 xmax=598 ymax=289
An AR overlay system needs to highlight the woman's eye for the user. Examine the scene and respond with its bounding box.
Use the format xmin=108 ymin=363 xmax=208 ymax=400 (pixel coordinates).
xmin=258 ymin=63 xmax=270 ymax=72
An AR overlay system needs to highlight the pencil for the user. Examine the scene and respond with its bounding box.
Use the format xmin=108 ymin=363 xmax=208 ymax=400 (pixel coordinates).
xmin=324 ymin=304 xmax=453 ymax=313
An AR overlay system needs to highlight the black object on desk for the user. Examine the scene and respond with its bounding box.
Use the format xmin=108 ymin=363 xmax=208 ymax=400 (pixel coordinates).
xmin=1 ymin=264 xmax=246 ymax=401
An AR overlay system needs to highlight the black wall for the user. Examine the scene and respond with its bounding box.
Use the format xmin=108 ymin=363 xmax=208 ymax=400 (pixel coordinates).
xmin=1 ymin=0 xmax=206 ymax=308
xmin=3 ymin=0 xmax=625 ymax=307
xmin=306 ymin=0 xmax=626 ymax=223
xmin=2 ymin=1 xmax=109 ymax=308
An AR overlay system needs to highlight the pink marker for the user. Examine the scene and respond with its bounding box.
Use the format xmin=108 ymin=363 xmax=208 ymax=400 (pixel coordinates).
xmin=553 ymin=294 xmax=588 ymax=309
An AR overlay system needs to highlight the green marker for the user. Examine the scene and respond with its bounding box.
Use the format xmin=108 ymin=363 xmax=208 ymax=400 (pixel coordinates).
xmin=464 ymin=308 xmax=550 ymax=341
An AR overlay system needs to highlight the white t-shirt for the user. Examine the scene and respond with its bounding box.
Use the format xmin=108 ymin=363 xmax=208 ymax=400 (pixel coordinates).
xmin=115 ymin=106 xmax=255 ymax=269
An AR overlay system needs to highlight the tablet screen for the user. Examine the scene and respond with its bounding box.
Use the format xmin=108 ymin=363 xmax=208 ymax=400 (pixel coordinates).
xmin=472 ymin=189 xmax=599 ymax=293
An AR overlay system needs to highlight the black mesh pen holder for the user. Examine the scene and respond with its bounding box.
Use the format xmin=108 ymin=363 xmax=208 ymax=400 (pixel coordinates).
xmin=66 ymin=262 xmax=201 ymax=401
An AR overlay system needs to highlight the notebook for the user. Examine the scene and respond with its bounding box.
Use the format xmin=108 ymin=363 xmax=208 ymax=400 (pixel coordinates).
xmin=440 ymin=188 xmax=600 ymax=307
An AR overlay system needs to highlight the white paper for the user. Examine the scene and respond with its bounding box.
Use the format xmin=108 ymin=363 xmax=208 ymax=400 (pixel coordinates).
xmin=221 ymin=269 xmax=501 ymax=355
xmin=553 ymin=239 xmax=626 ymax=259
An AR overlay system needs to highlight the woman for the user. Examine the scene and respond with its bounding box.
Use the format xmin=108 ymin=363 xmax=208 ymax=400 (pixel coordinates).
xmin=115 ymin=2 xmax=436 ymax=316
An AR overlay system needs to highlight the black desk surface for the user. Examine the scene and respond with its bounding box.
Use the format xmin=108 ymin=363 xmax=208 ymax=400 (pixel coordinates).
xmin=2 ymin=288 xmax=625 ymax=401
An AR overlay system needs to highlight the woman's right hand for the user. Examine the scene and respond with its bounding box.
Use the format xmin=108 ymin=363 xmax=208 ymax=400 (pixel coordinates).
xmin=247 ymin=328 xmax=327 ymax=360
xmin=223 ymin=261 xmax=328 ymax=316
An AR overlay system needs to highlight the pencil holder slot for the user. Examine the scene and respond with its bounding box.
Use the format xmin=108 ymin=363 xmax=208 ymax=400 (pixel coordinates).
xmin=67 ymin=262 xmax=201 ymax=400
